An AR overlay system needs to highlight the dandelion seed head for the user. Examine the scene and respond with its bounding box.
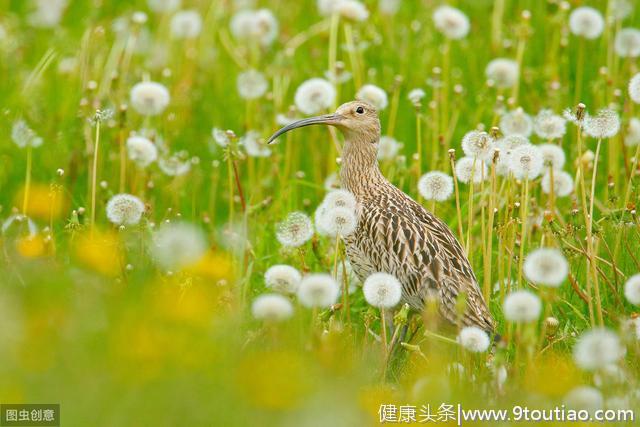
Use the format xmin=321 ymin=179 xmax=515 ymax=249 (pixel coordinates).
xmin=534 ymin=109 xmax=567 ymax=140
xmin=614 ymin=28 xmax=640 ymax=58
xmin=324 ymin=172 xmax=341 ymax=191
xmin=212 ymin=128 xmax=231 ymax=147
xmin=148 ymin=0 xmax=181 ymax=13
xmin=323 ymin=189 xmax=357 ymax=211
xmin=523 ymin=248 xmax=569 ymax=287
xmin=624 ymin=273 xmax=640 ymax=305
xmin=170 ymin=10 xmax=202 ymax=39
xmin=377 ymin=136 xmax=402 ymax=160
xmin=461 ymin=130 xmax=496 ymax=161
xmin=500 ymin=108 xmax=533 ymax=137
xmin=611 ymin=0 xmax=633 ymax=21
xmin=569 ymin=6 xmax=605 ymax=39
xmin=28 ymin=0 xmax=68 ymax=28
xmin=265 ymin=264 xmax=302 ymax=294
xmin=237 ymin=69 xmax=268 ymax=100
xmin=106 ymin=194 xmax=145 ymax=226
xmin=408 ymin=88 xmax=426 ymax=105
xmin=294 ymin=78 xmax=336 ymax=115
xmin=583 ymin=108 xmax=620 ymax=139
xmin=629 ymin=73 xmax=640 ymax=103
xmin=230 ymin=9 xmax=278 ymax=46
xmin=573 ymin=328 xmax=625 ymax=371
xmin=625 ymin=117 xmax=640 ymax=146
xmin=11 ymin=120 xmax=43 ymax=149
xmin=251 ymin=294 xmax=294 ymax=321
xmin=318 ymin=206 xmax=357 ymax=237
xmin=455 ymin=156 xmax=487 ymax=184
xmin=241 ymin=130 xmax=271 ymax=157
xmin=363 ymin=272 xmax=402 ymax=308
xmin=457 ymin=326 xmax=491 ymax=353
xmin=126 ymin=136 xmax=158 ymax=167
xmin=335 ymin=0 xmax=369 ymax=21
xmin=158 ymin=154 xmax=191 ymax=176
xmin=152 ymin=222 xmax=207 ymax=270
xmin=503 ymin=290 xmax=541 ymax=323
xmin=485 ymin=58 xmax=519 ymax=88
xmin=379 ymin=0 xmax=400 ymax=15
xmin=538 ymin=143 xmax=566 ymax=170
xmin=276 ymin=211 xmax=314 ymax=247
xmin=541 ymin=170 xmax=574 ymax=197
xmin=418 ymin=171 xmax=454 ymax=202
xmin=564 ymin=387 xmax=604 ymax=412
xmin=433 ymin=5 xmax=470 ymax=40
xmin=297 ymin=273 xmax=340 ymax=308
xmin=130 ymin=81 xmax=170 ymax=116
xmin=509 ymin=144 xmax=543 ymax=179
xmin=356 ymin=84 xmax=388 ymax=110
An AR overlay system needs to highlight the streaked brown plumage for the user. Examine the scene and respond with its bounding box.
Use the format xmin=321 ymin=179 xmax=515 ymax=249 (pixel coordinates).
xmin=268 ymin=101 xmax=495 ymax=333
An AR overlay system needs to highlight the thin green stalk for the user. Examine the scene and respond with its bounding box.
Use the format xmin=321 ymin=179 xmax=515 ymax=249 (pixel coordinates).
xmin=22 ymin=146 xmax=33 ymax=216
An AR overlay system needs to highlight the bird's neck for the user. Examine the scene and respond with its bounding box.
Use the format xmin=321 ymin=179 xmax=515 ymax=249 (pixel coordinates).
xmin=340 ymin=134 xmax=386 ymax=196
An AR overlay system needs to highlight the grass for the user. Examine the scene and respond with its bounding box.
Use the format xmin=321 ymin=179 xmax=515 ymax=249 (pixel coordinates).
xmin=1 ymin=0 xmax=640 ymax=425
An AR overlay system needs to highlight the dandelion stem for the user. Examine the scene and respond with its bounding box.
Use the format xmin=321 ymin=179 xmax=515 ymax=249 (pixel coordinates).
xmin=90 ymin=121 xmax=101 ymax=232
xmin=588 ymin=138 xmax=604 ymax=326
xmin=22 ymin=146 xmax=33 ymax=216
xmin=517 ymin=178 xmax=529 ymax=287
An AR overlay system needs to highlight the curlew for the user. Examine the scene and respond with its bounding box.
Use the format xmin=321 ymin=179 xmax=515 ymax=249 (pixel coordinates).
xmin=268 ymin=101 xmax=495 ymax=333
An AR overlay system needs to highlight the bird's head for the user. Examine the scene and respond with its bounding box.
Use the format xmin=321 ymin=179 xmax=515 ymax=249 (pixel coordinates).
xmin=267 ymin=101 xmax=381 ymax=145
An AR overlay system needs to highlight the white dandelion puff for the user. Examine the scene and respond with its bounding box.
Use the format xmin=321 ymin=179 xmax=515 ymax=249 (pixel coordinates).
xmin=509 ymin=144 xmax=543 ymax=180
xmin=240 ymin=131 xmax=271 ymax=157
xmin=418 ymin=172 xmax=454 ymax=202
xmin=322 ymin=189 xmax=357 ymax=211
xmin=265 ymin=264 xmax=302 ymax=294
xmin=106 ymin=194 xmax=145 ymax=226
xmin=538 ymin=143 xmax=566 ymax=170
xmin=569 ymin=6 xmax=605 ymax=39
xmin=494 ymin=135 xmax=530 ymax=176
xmin=294 ymin=78 xmax=336 ymax=115
xmin=408 ymin=88 xmax=426 ymax=105
xmin=500 ymin=108 xmax=533 ymax=137
xmin=148 ymin=0 xmax=181 ymax=13
xmin=461 ymin=130 xmax=496 ymax=161
xmin=611 ymin=0 xmax=633 ymax=21
xmin=251 ymin=294 xmax=294 ymax=322
xmin=523 ymin=248 xmax=569 ymax=287
xmin=170 ymin=9 xmax=202 ymax=39
xmin=126 ymin=135 xmax=158 ymax=167
xmin=629 ymin=73 xmax=640 ymax=104
xmin=230 ymin=9 xmax=279 ymax=47
xmin=377 ymin=136 xmax=402 ymax=160
xmin=363 ymin=272 xmax=402 ymax=308
xmin=276 ymin=211 xmax=314 ymax=248
xmin=314 ymin=203 xmax=331 ymax=236
xmin=583 ymin=108 xmax=620 ymax=139
xmin=564 ymin=387 xmax=604 ymax=412
xmin=541 ymin=170 xmax=574 ymax=197
xmin=379 ymin=0 xmax=400 ymax=15
xmin=11 ymin=120 xmax=43 ymax=149
xmin=455 ymin=156 xmax=487 ymax=184
xmin=335 ymin=0 xmax=369 ymax=21
xmin=433 ymin=5 xmax=470 ymax=40
xmin=534 ymin=109 xmax=567 ymax=140
xmin=625 ymin=117 xmax=640 ymax=146
xmin=485 ymin=58 xmax=519 ymax=89
xmin=318 ymin=206 xmax=357 ymax=237
xmin=457 ymin=326 xmax=491 ymax=353
xmin=158 ymin=154 xmax=191 ymax=176
xmin=324 ymin=172 xmax=341 ymax=191
xmin=503 ymin=290 xmax=541 ymax=323
xmin=356 ymin=84 xmax=388 ymax=110
xmin=151 ymin=222 xmax=207 ymax=270
xmin=130 ymin=81 xmax=170 ymax=116
xmin=573 ymin=328 xmax=625 ymax=371
xmin=297 ymin=273 xmax=340 ymax=308
xmin=624 ymin=273 xmax=640 ymax=305
xmin=237 ymin=69 xmax=268 ymax=100
xmin=212 ymin=128 xmax=231 ymax=147
xmin=614 ymin=28 xmax=640 ymax=58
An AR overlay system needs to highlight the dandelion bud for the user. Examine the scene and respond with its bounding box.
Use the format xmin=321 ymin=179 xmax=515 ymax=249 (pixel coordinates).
xmin=544 ymin=316 xmax=560 ymax=336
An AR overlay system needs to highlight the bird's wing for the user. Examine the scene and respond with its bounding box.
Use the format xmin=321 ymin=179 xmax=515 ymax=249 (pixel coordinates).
xmin=358 ymin=188 xmax=494 ymax=332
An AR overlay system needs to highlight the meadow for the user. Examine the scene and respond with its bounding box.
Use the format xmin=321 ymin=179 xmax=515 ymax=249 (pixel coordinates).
xmin=1 ymin=0 xmax=640 ymax=425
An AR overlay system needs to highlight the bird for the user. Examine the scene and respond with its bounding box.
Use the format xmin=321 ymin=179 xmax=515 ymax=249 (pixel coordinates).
xmin=267 ymin=101 xmax=495 ymax=334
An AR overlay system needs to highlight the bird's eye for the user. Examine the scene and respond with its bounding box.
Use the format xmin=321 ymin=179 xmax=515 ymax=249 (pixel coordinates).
xmin=356 ymin=106 xmax=365 ymax=114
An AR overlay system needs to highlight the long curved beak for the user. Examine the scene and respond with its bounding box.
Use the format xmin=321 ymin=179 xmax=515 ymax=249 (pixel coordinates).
xmin=267 ymin=114 xmax=344 ymax=144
